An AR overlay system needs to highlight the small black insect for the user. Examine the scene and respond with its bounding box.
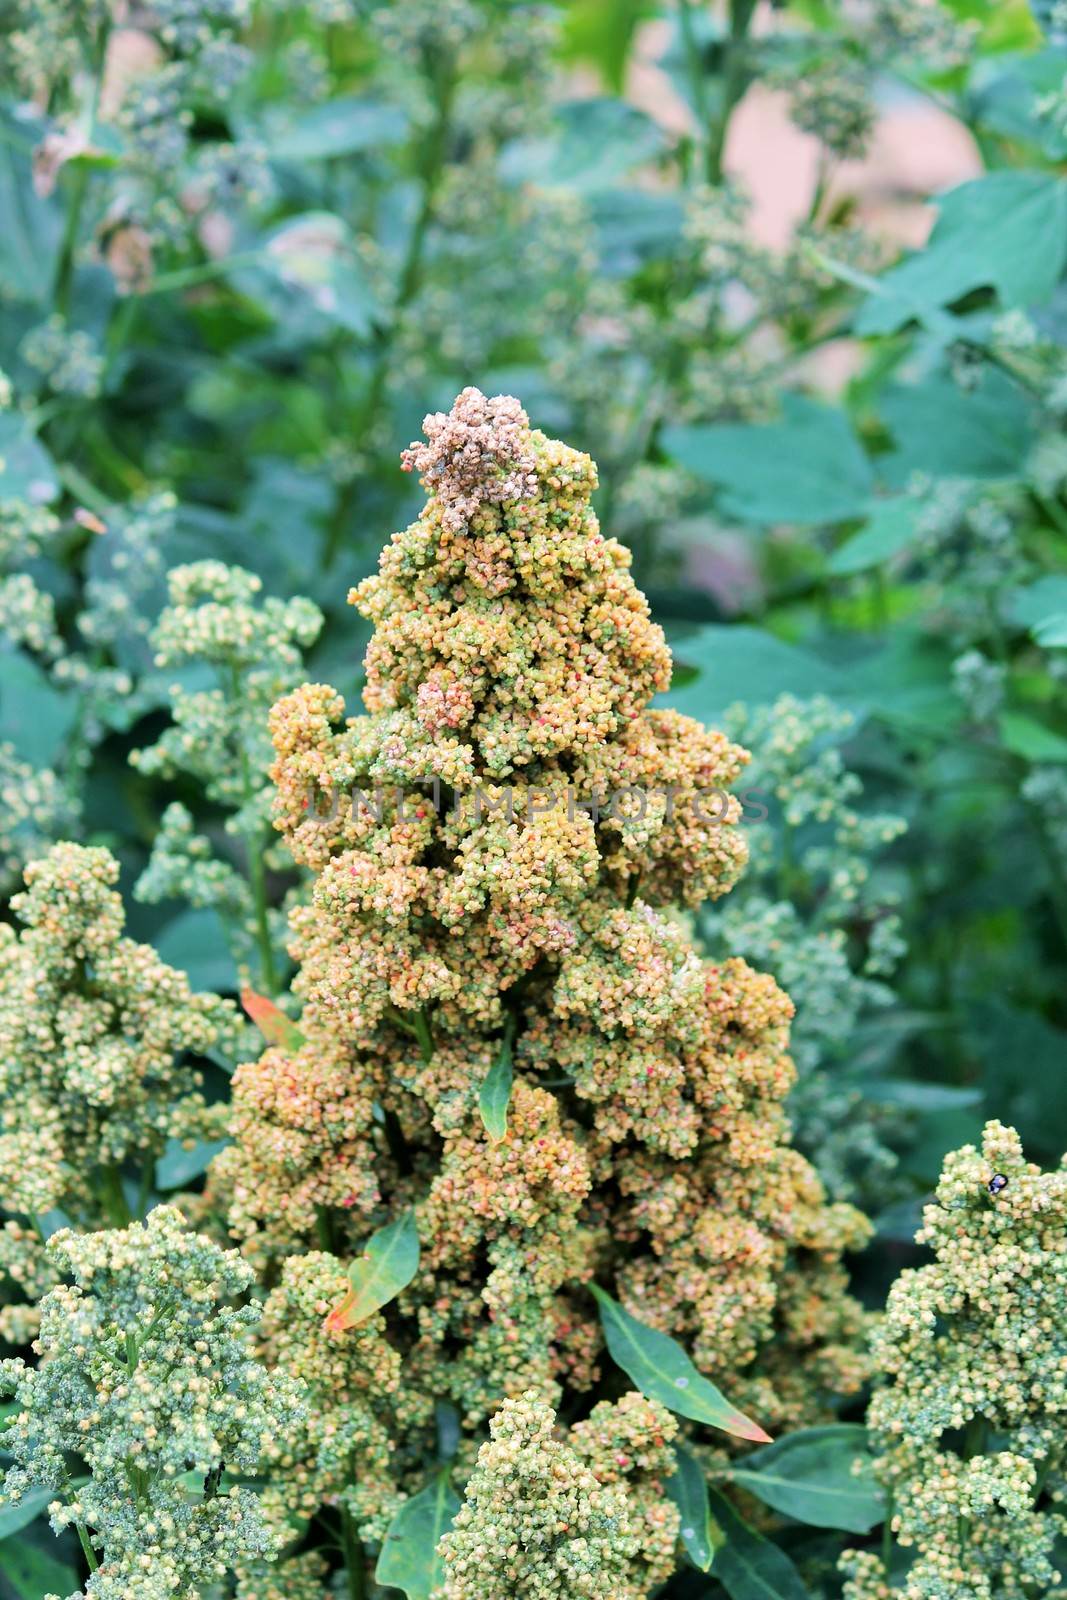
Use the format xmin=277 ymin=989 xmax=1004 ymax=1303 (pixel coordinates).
xmin=987 ymin=1173 xmax=1008 ymax=1196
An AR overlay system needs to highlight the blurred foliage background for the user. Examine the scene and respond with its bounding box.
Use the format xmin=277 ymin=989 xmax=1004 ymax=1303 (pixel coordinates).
xmin=1 ymin=0 xmax=1066 ymax=1395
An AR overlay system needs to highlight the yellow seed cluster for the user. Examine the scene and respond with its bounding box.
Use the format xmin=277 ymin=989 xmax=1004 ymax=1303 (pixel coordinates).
xmin=218 ymin=390 xmax=872 ymax=1579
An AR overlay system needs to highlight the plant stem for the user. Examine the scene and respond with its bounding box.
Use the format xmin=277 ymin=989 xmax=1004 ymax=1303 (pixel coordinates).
xmin=97 ymin=1163 xmax=132 ymax=1227
xmin=412 ymin=1006 xmax=435 ymax=1065
xmin=76 ymin=1521 xmax=99 ymax=1574
xmin=707 ymin=0 xmax=758 ymax=185
xmin=229 ymin=664 xmax=278 ymax=995
xmin=340 ymin=1503 xmax=366 ymax=1600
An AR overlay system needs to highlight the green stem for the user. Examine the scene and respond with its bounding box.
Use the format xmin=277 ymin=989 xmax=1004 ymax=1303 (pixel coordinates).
xmin=230 ymin=664 xmax=278 ymax=995
xmin=340 ymin=1503 xmax=366 ymax=1600
xmin=57 ymin=462 xmax=111 ymax=517
xmin=707 ymin=0 xmax=758 ymax=184
xmin=882 ymin=1489 xmax=894 ymax=1573
xmin=97 ymin=1163 xmax=132 ymax=1228
xmin=677 ymin=0 xmax=712 ymax=159
xmin=76 ymin=1521 xmax=99 ymax=1574
xmin=412 ymin=1006 xmax=435 ymax=1065
xmin=315 ymin=1204 xmax=337 ymax=1253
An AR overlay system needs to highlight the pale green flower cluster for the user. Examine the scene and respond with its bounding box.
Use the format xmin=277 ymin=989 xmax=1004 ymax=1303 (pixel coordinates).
xmin=0 ymin=842 xmax=238 ymax=1333
xmin=702 ymin=694 xmax=907 ymax=1203
xmin=842 ymin=1121 xmax=1067 ymax=1600
xmin=439 ymin=1391 xmax=678 ymax=1600
xmin=0 ymin=742 xmax=79 ymax=892
xmin=131 ymin=561 xmax=322 ymax=985
xmin=0 ymin=1206 xmax=303 ymax=1600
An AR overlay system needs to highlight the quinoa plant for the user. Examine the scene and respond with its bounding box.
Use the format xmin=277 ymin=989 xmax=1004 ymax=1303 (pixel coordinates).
xmin=207 ymin=387 xmax=872 ymax=1593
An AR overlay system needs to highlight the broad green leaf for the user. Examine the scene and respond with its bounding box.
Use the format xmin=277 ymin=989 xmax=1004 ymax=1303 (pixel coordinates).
xmin=479 ymin=1023 xmax=515 ymax=1143
xmin=559 ymin=0 xmax=655 ymax=91
xmin=877 ymin=370 xmax=1033 ymax=482
xmin=0 ymin=1539 xmax=79 ymax=1600
xmin=1033 ymin=613 xmax=1067 ymax=647
xmin=666 ymin=1445 xmax=722 ymax=1571
xmin=999 ymin=711 xmax=1067 ymax=763
xmin=0 ymin=415 xmax=60 ymax=506
xmin=501 ymin=98 xmax=665 ymax=192
xmin=868 ymin=1081 xmax=983 ymax=1113
xmin=155 ymin=1136 xmax=231 ymax=1191
xmin=661 ymin=626 xmax=842 ymax=723
xmin=155 ymin=908 xmax=236 ymax=993
xmin=829 ymin=498 xmax=918 ymax=575
xmin=590 ymin=1286 xmax=771 ymax=1442
xmin=235 ymin=213 xmax=377 ymax=338
xmin=663 ymin=396 xmax=873 ymax=525
xmin=325 ymin=1209 xmax=420 ymax=1332
xmin=726 ymin=1424 xmax=884 ymax=1534
xmin=970 ymin=49 xmax=1067 ymax=160
xmin=0 ymin=1486 xmax=54 ymax=1540
xmin=706 ymin=1488 xmax=811 ymax=1600
xmin=0 ymin=649 xmax=77 ymax=769
xmin=0 ymin=110 xmax=62 ymax=304
xmin=856 ymin=173 xmax=1067 ymax=336
xmin=966 ymin=1000 xmax=1067 ymax=1152
xmin=375 ymin=1469 xmax=460 ymax=1600
xmin=1006 ymin=575 xmax=1067 ymax=628
xmin=265 ymin=97 xmax=408 ymax=161
xmin=241 ymin=988 xmax=306 ymax=1052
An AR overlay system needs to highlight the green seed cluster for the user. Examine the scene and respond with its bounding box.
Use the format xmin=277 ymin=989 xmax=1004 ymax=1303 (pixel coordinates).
xmin=842 ymin=1121 xmax=1067 ymax=1600
xmin=0 ymin=842 xmax=238 ymax=1334
xmin=0 ymin=1206 xmax=303 ymax=1600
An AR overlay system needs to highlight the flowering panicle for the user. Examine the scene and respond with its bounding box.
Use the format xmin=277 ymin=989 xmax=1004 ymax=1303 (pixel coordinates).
xmin=704 ymin=694 xmax=909 ymax=1206
xmin=439 ymin=1391 xmax=679 ymax=1600
xmin=0 ymin=1206 xmax=303 ymax=1600
xmin=0 ymin=842 xmax=238 ymax=1335
xmin=842 ymin=1121 xmax=1067 ymax=1600
xmin=213 ymin=389 xmax=872 ymax=1588
xmin=131 ymin=560 xmax=323 ymax=985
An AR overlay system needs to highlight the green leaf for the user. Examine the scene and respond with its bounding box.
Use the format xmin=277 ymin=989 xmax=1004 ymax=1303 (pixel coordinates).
xmin=0 ymin=1540 xmax=79 ymax=1600
xmin=0 ymin=110 xmax=62 ymax=304
xmin=0 ymin=1487 xmax=54 ymax=1540
xmin=1006 ymin=575 xmax=1067 ymax=629
xmin=706 ymin=1488 xmax=812 ymax=1600
xmin=666 ymin=1445 xmax=722 ymax=1571
xmin=0 ymin=415 xmax=60 ymax=506
xmin=663 ymin=396 xmax=873 ymax=525
xmin=0 ymin=649 xmax=77 ymax=769
xmin=829 ymin=498 xmax=918 ymax=575
xmin=479 ymin=1021 xmax=515 ymax=1143
xmin=856 ymin=173 xmax=1067 ymax=336
xmin=1032 ymin=613 xmax=1067 ymax=647
xmin=374 ymin=1469 xmax=460 ymax=1600
xmin=236 ymin=213 xmax=378 ymax=338
xmin=325 ymin=1209 xmax=420 ymax=1332
xmin=264 ymin=97 xmax=408 ymax=161
xmin=726 ymin=1425 xmax=884 ymax=1534
xmin=877 ymin=370 xmax=1033 ymax=482
xmin=999 ymin=711 xmax=1067 ymax=763
xmin=661 ymin=626 xmax=842 ymax=723
xmin=155 ymin=908 xmax=237 ymax=993
xmin=589 ymin=1286 xmax=771 ymax=1442
xmin=501 ymin=98 xmax=666 ymax=192
xmin=155 ymin=1136 xmax=230 ymax=1191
